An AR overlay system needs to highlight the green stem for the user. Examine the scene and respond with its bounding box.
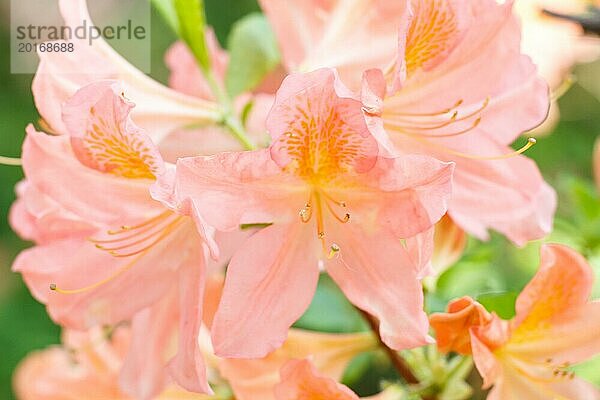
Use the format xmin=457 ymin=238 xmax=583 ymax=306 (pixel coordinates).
xmin=204 ymin=66 xmax=255 ymax=150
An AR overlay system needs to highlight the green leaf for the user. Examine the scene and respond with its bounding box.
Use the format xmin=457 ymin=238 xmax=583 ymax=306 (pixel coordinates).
xmin=477 ymin=292 xmax=518 ymax=319
xmin=226 ymin=13 xmax=280 ymax=97
xmin=293 ymin=274 xmax=367 ymax=333
xmin=174 ymin=0 xmax=211 ymax=72
xmin=151 ymin=0 xmax=180 ymax=35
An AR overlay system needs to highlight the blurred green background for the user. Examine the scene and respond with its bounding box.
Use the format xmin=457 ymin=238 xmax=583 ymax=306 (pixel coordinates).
xmin=0 ymin=1 xmax=599 ymax=399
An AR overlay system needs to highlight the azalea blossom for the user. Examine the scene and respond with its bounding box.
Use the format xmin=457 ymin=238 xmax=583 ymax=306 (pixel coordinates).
xmin=13 ymin=327 xmax=215 ymax=400
xmin=157 ymin=67 xmax=454 ymax=358
xmin=431 ymin=244 xmax=600 ymax=399
xmin=11 ymin=81 xmax=214 ymax=397
xmin=33 ymin=0 xmax=269 ymax=156
xmin=260 ymin=0 xmax=556 ymax=246
xmin=258 ymin=0 xmax=408 ymax=90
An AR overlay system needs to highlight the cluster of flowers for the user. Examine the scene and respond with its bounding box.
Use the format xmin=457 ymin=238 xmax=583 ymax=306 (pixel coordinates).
xmin=7 ymin=0 xmax=600 ymax=399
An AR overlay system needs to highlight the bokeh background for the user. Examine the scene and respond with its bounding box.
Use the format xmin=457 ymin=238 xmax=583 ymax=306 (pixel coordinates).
xmin=0 ymin=1 xmax=599 ymax=399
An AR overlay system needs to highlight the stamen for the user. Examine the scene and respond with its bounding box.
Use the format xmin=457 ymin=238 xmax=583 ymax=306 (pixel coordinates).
xmin=388 ymin=99 xmax=464 ymax=117
xmin=551 ymin=75 xmax=575 ymax=101
xmin=107 ymin=218 xmax=185 ymax=258
xmin=50 ymin=252 xmax=146 ymax=295
xmin=324 ymin=199 xmax=350 ymax=223
xmin=438 ymin=138 xmax=537 ymax=160
xmin=0 ymin=156 xmax=22 ymax=166
xmin=105 ymin=211 xmax=171 ymax=235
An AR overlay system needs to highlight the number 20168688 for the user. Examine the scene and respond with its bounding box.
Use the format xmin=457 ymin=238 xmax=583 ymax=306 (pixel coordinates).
xmin=17 ymin=42 xmax=74 ymax=53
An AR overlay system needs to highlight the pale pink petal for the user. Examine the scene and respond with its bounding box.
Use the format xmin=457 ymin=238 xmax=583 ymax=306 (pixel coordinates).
xmin=12 ymin=222 xmax=196 ymax=329
xmin=259 ymin=0 xmax=409 ymax=90
xmin=34 ymin=0 xmax=220 ymax=143
xmin=274 ymin=359 xmax=359 ymax=400
xmin=167 ymin=252 xmax=213 ymax=394
xmin=219 ymin=330 xmax=375 ymax=400
xmin=486 ymin=363 xmax=600 ymax=400
xmin=168 ymin=149 xmax=305 ymax=231
xmin=120 ymin=295 xmax=176 ymax=400
xmin=165 ymin=29 xmax=228 ymax=99
xmin=62 ymin=80 xmax=165 ymax=179
xmin=9 ymin=181 xmax=96 ymax=244
xmin=447 ymin=155 xmax=556 ymax=245
xmin=326 ymin=223 xmax=431 ymax=350
xmin=22 ymin=126 xmax=159 ymax=226
xmin=211 ymin=223 xmax=320 ymax=358
xmin=267 ymin=69 xmax=378 ymax=175
xmin=351 ymin=155 xmax=454 ymax=238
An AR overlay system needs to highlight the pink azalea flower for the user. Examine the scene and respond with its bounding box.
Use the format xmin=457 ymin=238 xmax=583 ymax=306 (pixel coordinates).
xmin=258 ymin=0 xmax=408 ymax=90
xmin=261 ymin=0 xmax=556 ymax=246
xmin=431 ymin=244 xmax=600 ymax=399
xmin=372 ymin=0 xmax=556 ymax=246
xmin=13 ymin=327 xmax=215 ymax=400
xmin=33 ymin=0 xmax=220 ymax=148
xmin=157 ymin=68 xmax=454 ymax=358
xmin=11 ymin=81 xmax=215 ymax=398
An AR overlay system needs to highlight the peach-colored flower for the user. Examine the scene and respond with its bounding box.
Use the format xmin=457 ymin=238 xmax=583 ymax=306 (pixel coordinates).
xmin=11 ymin=81 xmax=214 ymax=397
xmin=219 ymin=330 xmax=376 ymax=400
xmin=158 ymin=68 xmax=454 ymax=358
xmin=258 ymin=0 xmax=408 ymax=90
xmin=356 ymin=0 xmax=555 ymax=247
xmin=260 ymin=0 xmax=556 ymax=246
xmin=33 ymin=0 xmax=221 ymax=148
xmin=13 ymin=327 xmax=215 ymax=400
xmin=430 ymin=296 xmax=493 ymax=355
xmin=432 ymin=245 xmax=600 ymax=399
xmin=274 ymin=359 xmax=400 ymax=400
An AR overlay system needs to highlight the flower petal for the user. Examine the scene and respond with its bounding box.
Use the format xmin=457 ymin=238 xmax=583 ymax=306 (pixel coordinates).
xmin=22 ymin=126 xmax=159 ymax=226
xmin=429 ymin=296 xmax=492 ymax=355
xmin=274 ymin=359 xmax=359 ymax=400
xmin=167 ymin=252 xmax=213 ymax=394
xmin=62 ymin=80 xmax=165 ymax=180
xmin=351 ymin=154 xmax=454 ymax=238
xmin=120 ymin=295 xmax=176 ymax=400
xmin=169 ymin=149 xmax=305 ymax=231
xmin=218 ymin=330 xmax=375 ymax=400
xmin=259 ymin=0 xmax=409 ymax=90
xmin=326 ymin=223 xmax=431 ymax=350
xmin=506 ymin=245 xmax=600 ymax=365
xmin=33 ymin=0 xmax=220 ymax=143
xmin=211 ymin=223 xmax=320 ymax=358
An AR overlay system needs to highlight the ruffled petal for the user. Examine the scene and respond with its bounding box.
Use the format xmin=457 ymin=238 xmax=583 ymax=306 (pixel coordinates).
xmin=326 ymin=224 xmax=431 ymax=350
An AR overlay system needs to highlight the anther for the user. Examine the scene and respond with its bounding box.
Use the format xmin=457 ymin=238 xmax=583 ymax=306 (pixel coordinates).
xmin=328 ymin=243 xmax=341 ymax=259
